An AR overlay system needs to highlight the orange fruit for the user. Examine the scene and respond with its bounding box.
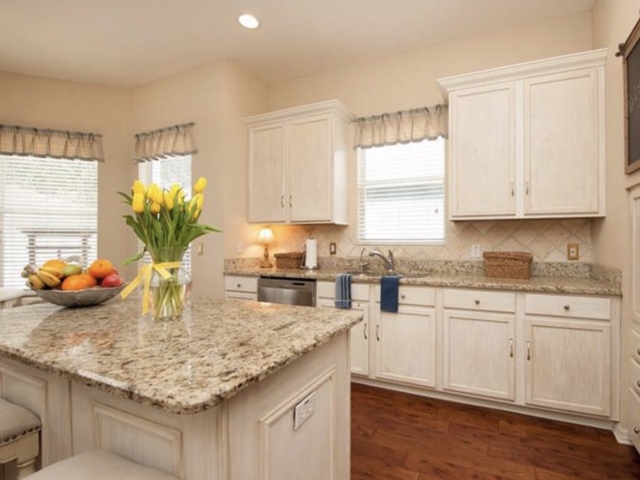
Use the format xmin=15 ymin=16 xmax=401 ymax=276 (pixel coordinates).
xmin=43 ymin=259 xmax=67 ymax=269
xmin=61 ymin=275 xmax=89 ymax=291
xmin=88 ymin=259 xmax=115 ymax=279
xmin=80 ymin=273 xmax=98 ymax=287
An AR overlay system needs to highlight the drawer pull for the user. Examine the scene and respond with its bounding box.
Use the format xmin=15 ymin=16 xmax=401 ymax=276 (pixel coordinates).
xmin=237 ymin=283 xmax=241 ymax=288
xmin=376 ymin=324 xmax=380 ymax=342
xmin=363 ymin=323 xmax=368 ymax=340
xmin=511 ymin=181 xmax=514 ymax=196
xmin=509 ymin=338 xmax=514 ymax=358
xmin=289 ymin=195 xmax=293 ymax=208
xmin=635 ymin=427 xmax=640 ymax=435
xmin=526 ymin=341 xmax=531 ymax=361
xmin=475 ymin=299 xmax=480 ymax=305
xmin=563 ymin=304 xmax=570 ymax=311
xmin=280 ymin=195 xmax=285 ymax=208
xmin=400 ymin=294 xmax=406 ymax=300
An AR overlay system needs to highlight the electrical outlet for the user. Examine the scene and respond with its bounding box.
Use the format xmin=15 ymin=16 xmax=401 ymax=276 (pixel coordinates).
xmin=329 ymin=242 xmax=337 ymax=255
xmin=471 ymin=244 xmax=481 ymax=258
xmin=236 ymin=242 xmax=244 ymax=254
xmin=567 ymin=243 xmax=579 ymax=261
xmin=293 ymin=391 xmax=316 ymax=430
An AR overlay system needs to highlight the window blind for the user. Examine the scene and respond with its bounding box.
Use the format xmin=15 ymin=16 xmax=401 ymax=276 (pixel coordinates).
xmin=0 ymin=155 xmax=98 ymax=288
xmin=138 ymin=155 xmax=192 ymax=271
xmin=357 ymin=139 xmax=445 ymax=243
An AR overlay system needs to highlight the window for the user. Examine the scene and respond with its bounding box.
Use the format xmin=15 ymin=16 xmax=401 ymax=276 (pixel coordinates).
xmin=137 ymin=155 xmax=192 ymax=270
xmin=357 ymin=139 xmax=445 ymax=243
xmin=0 ymin=155 xmax=98 ymax=288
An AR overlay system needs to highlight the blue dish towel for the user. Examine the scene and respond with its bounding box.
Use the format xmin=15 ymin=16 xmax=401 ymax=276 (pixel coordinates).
xmin=380 ymin=275 xmax=400 ymax=313
xmin=335 ymin=273 xmax=352 ymax=309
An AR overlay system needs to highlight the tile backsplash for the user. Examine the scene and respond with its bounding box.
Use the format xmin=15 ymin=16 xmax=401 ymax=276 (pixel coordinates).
xmin=262 ymin=218 xmax=592 ymax=263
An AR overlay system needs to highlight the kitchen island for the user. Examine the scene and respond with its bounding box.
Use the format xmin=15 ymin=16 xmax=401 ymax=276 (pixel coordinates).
xmin=0 ymin=296 xmax=362 ymax=479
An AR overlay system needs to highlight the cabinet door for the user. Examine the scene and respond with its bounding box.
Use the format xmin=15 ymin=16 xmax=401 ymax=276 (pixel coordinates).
xmin=443 ymin=310 xmax=515 ymax=401
xmin=449 ymin=83 xmax=516 ymax=219
xmin=287 ymin=115 xmax=333 ymax=222
xmin=525 ymin=317 xmax=611 ymax=416
xmin=248 ymin=123 xmax=287 ymax=222
xmin=523 ymin=69 xmax=601 ymax=216
xmin=375 ymin=307 xmax=436 ymax=388
xmin=317 ymin=299 xmax=370 ymax=377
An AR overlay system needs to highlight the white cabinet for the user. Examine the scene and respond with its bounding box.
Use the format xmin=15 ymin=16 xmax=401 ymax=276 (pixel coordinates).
xmin=224 ymin=275 xmax=258 ymax=301
xmin=373 ymin=286 xmax=437 ymax=388
xmin=245 ymin=100 xmax=354 ymax=225
xmin=317 ymin=281 xmax=370 ymax=376
xmin=524 ymin=294 xmax=612 ymax=417
xmin=438 ymin=48 xmax=607 ymax=220
xmin=442 ymin=289 xmax=516 ymax=401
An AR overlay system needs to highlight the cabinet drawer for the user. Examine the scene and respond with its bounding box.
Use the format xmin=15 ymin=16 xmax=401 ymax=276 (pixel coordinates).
xmin=631 ymin=329 xmax=640 ymax=365
xmin=374 ymin=285 xmax=435 ymax=306
xmin=317 ymin=281 xmax=369 ymax=301
xmin=627 ymin=388 xmax=640 ymax=451
xmin=525 ymin=294 xmax=610 ymax=320
xmin=224 ymin=275 xmax=258 ymax=293
xmin=443 ymin=289 xmax=515 ymax=313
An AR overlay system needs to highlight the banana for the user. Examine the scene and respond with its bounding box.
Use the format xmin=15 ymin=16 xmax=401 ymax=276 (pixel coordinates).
xmin=28 ymin=274 xmax=46 ymax=290
xmin=40 ymin=265 xmax=65 ymax=279
xmin=37 ymin=270 xmax=61 ymax=288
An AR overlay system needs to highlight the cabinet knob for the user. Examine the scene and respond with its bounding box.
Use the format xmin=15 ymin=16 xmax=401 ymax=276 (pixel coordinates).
xmin=474 ymin=299 xmax=480 ymax=305
xmin=638 ymin=348 xmax=640 ymax=356
xmin=635 ymin=427 xmax=640 ymax=435
xmin=400 ymin=294 xmax=406 ymax=299
xmin=237 ymin=283 xmax=241 ymax=288
xmin=563 ymin=304 xmax=570 ymax=311
xmin=637 ymin=380 xmax=640 ymax=388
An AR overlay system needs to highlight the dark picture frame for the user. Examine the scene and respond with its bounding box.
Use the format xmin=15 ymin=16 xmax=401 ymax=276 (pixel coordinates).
xmin=619 ymin=17 xmax=640 ymax=174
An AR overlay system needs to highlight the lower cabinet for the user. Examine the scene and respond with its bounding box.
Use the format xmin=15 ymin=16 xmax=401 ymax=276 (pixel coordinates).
xmin=524 ymin=293 xmax=612 ymax=417
xmin=224 ymin=275 xmax=258 ymax=301
xmin=316 ymin=281 xmax=620 ymax=423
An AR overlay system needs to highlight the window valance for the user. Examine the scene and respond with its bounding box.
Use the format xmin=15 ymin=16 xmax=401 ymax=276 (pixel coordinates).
xmin=0 ymin=125 xmax=104 ymax=161
xmin=354 ymin=104 xmax=448 ymax=149
xmin=134 ymin=122 xmax=198 ymax=163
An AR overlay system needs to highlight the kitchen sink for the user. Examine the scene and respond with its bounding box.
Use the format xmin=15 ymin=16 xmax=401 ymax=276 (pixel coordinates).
xmin=341 ymin=271 xmax=427 ymax=279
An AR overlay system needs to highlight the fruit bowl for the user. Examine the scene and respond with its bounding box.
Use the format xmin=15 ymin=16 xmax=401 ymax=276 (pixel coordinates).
xmin=34 ymin=285 xmax=126 ymax=308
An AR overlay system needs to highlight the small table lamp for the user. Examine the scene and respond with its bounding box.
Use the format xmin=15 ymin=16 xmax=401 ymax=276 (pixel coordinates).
xmin=259 ymin=228 xmax=274 ymax=268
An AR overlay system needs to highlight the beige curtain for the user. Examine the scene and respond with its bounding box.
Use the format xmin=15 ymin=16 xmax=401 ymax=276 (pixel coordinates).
xmin=134 ymin=122 xmax=197 ymax=162
xmin=354 ymin=104 xmax=448 ymax=148
xmin=0 ymin=125 xmax=104 ymax=161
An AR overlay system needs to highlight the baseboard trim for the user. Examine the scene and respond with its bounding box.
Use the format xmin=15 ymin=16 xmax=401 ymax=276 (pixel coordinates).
xmin=613 ymin=423 xmax=632 ymax=445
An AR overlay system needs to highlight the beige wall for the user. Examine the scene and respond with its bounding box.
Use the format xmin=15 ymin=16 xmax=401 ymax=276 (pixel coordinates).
xmin=131 ymin=59 xmax=267 ymax=298
xmin=592 ymin=0 xmax=639 ymax=436
xmin=251 ymin=12 xmax=596 ymax=263
xmin=0 ymin=71 xmax=134 ymax=274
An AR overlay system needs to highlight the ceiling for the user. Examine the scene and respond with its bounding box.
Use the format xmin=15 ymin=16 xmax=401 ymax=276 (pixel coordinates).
xmin=0 ymin=0 xmax=595 ymax=88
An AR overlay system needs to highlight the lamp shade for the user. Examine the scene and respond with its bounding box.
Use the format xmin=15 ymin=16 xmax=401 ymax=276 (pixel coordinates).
xmin=258 ymin=228 xmax=274 ymax=243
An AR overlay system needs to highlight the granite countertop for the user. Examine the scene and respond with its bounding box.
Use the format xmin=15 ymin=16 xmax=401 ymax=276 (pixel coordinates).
xmin=225 ymin=267 xmax=622 ymax=296
xmin=0 ymin=297 xmax=362 ymax=415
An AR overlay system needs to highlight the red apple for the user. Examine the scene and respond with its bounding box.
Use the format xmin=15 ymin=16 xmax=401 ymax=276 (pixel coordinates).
xmin=101 ymin=273 xmax=124 ymax=288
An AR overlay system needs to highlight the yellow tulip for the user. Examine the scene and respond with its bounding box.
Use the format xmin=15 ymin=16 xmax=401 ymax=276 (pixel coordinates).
xmin=147 ymin=184 xmax=164 ymax=205
xmin=132 ymin=180 xmax=146 ymax=196
xmin=194 ymin=177 xmax=207 ymax=194
xmin=164 ymin=190 xmax=176 ymax=210
xmin=150 ymin=202 xmax=161 ymax=215
xmin=132 ymin=193 xmax=145 ymax=213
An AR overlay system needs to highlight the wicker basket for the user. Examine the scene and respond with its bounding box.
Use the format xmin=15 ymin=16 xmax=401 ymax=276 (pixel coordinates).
xmin=274 ymin=252 xmax=304 ymax=269
xmin=483 ymin=251 xmax=533 ymax=279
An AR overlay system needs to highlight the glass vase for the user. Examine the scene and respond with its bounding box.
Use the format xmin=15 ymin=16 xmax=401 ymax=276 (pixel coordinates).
xmin=148 ymin=248 xmax=192 ymax=321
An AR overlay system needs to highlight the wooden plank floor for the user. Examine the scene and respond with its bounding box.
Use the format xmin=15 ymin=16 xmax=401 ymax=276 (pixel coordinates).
xmin=351 ymin=383 xmax=640 ymax=479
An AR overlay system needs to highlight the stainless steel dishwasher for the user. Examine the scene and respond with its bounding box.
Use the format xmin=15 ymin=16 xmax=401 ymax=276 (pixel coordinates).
xmin=257 ymin=276 xmax=316 ymax=306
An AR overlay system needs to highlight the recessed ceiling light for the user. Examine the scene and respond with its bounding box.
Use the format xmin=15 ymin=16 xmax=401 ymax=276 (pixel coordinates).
xmin=238 ymin=14 xmax=260 ymax=29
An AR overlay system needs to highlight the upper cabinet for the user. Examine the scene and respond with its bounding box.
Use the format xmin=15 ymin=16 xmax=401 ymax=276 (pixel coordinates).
xmin=245 ymin=100 xmax=355 ymax=225
xmin=438 ymin=49 xmax=607 ymax=220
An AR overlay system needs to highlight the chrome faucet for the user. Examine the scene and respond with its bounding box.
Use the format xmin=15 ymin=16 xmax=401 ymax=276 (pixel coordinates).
xmin=369 ymin=249 xmax=395 ymax=273
xmin=359 ymin=247 xmax=369 ymax=272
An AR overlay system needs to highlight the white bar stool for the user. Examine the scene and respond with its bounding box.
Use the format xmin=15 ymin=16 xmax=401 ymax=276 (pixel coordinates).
xmin=0 ymin=397 xmax=41 ymax=479
xmin=27 ymin=450 xmax=179 ymax=480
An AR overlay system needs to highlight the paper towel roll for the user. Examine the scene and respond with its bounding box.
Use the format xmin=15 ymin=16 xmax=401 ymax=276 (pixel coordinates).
xmin=305 ymin=238 xmax=318 ymax=269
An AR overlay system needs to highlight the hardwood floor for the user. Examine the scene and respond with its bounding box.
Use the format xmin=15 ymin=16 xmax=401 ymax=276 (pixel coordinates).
xmin=351 ymin=383 xmax=640 ymax=479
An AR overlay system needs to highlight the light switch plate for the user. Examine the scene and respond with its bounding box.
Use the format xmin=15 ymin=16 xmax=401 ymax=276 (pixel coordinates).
xmin=293 ymin=391 xmax=316 ymax=430
xmin=567 ymin=243 xmax=579 ymax=261
xmin=329 ymin=242 xmax=337 ymax=255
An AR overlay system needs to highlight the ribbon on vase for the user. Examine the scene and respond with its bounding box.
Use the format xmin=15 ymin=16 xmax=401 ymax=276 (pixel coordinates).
xmin=120 ymin=262 xmax=182 ymax=314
